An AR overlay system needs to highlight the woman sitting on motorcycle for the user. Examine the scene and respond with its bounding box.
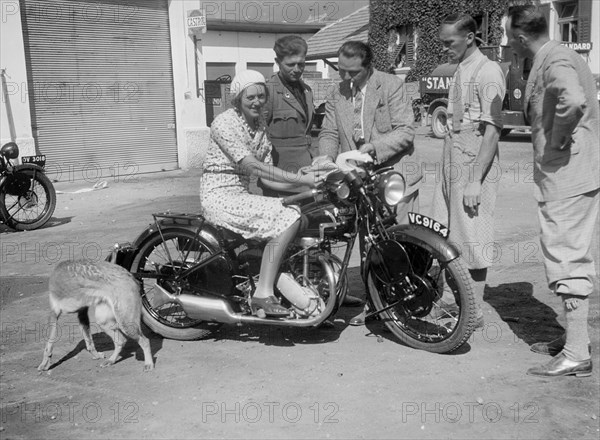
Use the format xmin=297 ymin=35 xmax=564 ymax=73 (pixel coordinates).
xmin=200 ymin=70 xmax=320 ymax=317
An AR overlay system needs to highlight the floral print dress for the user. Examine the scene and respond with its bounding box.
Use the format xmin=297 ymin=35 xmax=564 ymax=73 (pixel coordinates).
xmin=200 ymin=108 xmax=300 ymax=240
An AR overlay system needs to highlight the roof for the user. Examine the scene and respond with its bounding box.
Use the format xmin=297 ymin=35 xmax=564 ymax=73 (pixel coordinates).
xmin=206 ymin=18 xmax=324 ymax=34
xmin=305 ymin=5 xmax=369 ymax=60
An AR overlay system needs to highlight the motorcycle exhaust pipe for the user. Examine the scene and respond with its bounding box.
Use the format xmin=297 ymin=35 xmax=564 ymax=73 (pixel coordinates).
xmin=151 ymin=256 xmax=336 ymax=327
xmin=152 ymin=283 xmax=242 ymax=324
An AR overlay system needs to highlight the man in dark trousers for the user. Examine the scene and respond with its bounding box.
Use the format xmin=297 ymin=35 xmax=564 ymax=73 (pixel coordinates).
xmin=506 ymin=5 xmax=599 ymax=377
xmin=318 ymin=41 xmax=422 ymax=324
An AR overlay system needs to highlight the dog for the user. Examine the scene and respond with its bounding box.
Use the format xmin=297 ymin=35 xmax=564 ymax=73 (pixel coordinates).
xmin=38 ymin=259 xmax=154 ymax=372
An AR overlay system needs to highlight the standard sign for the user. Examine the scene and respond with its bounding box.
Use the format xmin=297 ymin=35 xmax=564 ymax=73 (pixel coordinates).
xmin=561 ymin=42 xmax=593 ymax=52
xmin=421 ymin=76 xmax=453 ymax=93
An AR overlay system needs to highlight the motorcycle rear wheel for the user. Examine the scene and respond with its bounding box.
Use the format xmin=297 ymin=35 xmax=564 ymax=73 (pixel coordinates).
xmin=367 ymin=242 xmax=477 ymax=353
xmin=0 ymin=169 xmax=56 ymax=230
xmin=130 ymin=229 xmax=226 ymax=340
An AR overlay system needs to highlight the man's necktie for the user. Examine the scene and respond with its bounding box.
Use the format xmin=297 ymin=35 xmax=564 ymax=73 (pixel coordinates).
xmin=451 ymin=67 xmax=463 ymax=132
xmin=352 ymin=86 xmax=363 ymax=146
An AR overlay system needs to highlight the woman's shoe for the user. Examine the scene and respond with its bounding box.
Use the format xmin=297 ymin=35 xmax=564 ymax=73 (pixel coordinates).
xmin=250 ymin=295 xmax=289 ymax=317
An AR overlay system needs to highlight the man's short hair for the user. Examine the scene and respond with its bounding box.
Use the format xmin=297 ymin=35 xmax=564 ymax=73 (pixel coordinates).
xmin=507 ymin=5 xmax=548 ymax=36
xmin=441 ymin=13 xmax=477 ymax=35
xmin=338 ymin=41 xmax=373 ymax=68
xmin=274 ymin=35 xmax=308 ymax=60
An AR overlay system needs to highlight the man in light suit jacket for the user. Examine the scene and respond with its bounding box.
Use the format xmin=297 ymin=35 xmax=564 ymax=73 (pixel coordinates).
xmin=319 ymin=41 xmax=421 ymax=212
xmin=507 ymin=5 xmax=599 ymax=378
xmin=318 ymin=41 xmax=422 ymax=325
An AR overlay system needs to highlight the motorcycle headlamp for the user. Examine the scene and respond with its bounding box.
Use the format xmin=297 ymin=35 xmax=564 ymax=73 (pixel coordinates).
xmin=378 ymin=171 xmax=406 ymax=206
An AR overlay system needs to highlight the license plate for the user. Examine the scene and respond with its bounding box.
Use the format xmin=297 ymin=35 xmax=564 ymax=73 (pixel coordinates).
xmin=21 ymin=155 xmax=46 ymax=168
xmin=407 ymin=212 xmax=449 ymax=238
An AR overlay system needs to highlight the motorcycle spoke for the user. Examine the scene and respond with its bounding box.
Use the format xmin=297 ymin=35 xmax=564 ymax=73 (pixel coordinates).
xmin=370 ymin=260 xmax=464 ymax=343
xmin=135 ymin=234 xmax=222 ymax=329
xmin=4 ymin=184 xmax=49 ymax=224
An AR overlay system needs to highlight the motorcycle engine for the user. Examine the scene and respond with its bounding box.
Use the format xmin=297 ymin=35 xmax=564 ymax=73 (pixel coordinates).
xmin=277 ymin=272 xmax=325 ymax=318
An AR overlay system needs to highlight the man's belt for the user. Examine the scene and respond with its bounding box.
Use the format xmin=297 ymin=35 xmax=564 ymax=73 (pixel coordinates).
xmin=271 ymin=135 xmax=312 ymax=147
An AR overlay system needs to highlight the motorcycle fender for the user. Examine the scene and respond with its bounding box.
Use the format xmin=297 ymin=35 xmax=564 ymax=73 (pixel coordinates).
xmin=12 ymin=163 xmax=46 ymax=174
xmin=133 ymin=220 xmax=222 ymax=251
xmin=361 ymin=224 xmax=459 ymax=281
xmin=388 ymin=224 xmax=459 ymax=261
xmin=108 ymin=219 xmax=223 ymax=269
xmin=0 ymin=163 xmax=46 ymax=191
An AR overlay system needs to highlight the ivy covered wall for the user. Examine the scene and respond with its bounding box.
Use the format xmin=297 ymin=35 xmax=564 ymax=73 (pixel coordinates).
xmin=369 ymin=0 xmax=532 ymax=82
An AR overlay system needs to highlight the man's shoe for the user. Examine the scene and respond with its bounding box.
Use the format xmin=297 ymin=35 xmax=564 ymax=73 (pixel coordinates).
xmin=530 ymin=341 xmax=591 ymax=357
xmin=475 ymin=308 xmax=485 ymax=329
xmin=349 ymin=311 xmax=365 ymax=326
xmin=526 ymin=353 xmax=592 ymax=377
xmin=342 ymin=294 xmax=364 ymax=307
xmin=349 ymin=310 xmax=369 ymax=326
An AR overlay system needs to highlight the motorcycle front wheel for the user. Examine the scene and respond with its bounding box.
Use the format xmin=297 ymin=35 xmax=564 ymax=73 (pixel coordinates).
xmin=130 ymin=229 xmax=228 ymax=340
xmin=0 ymin=169 xmax=56 ymax=230
xmin=367 ymin=240 xmax=477 ymax=353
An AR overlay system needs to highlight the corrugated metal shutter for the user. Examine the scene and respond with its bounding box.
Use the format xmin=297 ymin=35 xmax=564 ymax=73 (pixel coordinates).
xmin=20 ymin=0 xmax=177 ymax=181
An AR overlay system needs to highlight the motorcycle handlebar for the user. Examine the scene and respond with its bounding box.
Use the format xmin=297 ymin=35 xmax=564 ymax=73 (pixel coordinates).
xmin=282 ymin=189 xmax=317 ymax=206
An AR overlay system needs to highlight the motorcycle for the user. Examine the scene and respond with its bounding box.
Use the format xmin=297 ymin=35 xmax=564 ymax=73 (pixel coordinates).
xmin=0 ymin=142 xmax=56 ymax=231
xmin=109 ymin=151 xmax=477 ymax=353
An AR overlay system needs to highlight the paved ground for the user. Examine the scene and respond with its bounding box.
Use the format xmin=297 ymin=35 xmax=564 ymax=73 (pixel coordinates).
xmin=1 ymin=127 xmax=599 ymax=439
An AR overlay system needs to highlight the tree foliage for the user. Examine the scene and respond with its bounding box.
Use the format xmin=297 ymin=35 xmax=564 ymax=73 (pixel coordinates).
xmin=369 ymin=0 xmax=532 ymax=82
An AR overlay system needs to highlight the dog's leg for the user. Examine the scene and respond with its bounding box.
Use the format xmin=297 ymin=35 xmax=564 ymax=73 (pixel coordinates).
xmin=125 ymin=327 xmax=154 ymax=372
xmin=137 ymin=334 xmax=155 ymax=372
xmin=95 ymin=303 xmax=124 ymax=367
xmin=38 ymin=310 xmax=60 ymax=371
xmin=79 ymin=308 xmax=104 ymax=360
xmin=117 ymin=318 xmax=154 ymax=372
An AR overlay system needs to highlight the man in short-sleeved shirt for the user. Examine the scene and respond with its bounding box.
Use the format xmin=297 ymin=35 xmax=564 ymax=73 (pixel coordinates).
xmin=432 ymin=14 xmax=505 ymax=327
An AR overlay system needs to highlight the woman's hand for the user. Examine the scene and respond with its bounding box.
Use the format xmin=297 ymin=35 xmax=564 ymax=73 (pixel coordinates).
xmin=296 ymin=170 xmax=323 ymax=188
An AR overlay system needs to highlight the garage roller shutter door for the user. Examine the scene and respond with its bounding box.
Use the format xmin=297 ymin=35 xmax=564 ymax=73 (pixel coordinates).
xmin=20 ymin=0 xmax=178 ymax=181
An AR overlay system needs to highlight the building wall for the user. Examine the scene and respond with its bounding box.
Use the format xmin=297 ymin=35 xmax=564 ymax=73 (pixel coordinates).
xmin=171 ymin=0 xmax=322 ymax=168
xmin=541 ymin=0 xmax=598 ymax=74
xmin=1 ymin=0 xmax=323 ymax=171
xmin=0 ymin=1 xmax=35 ymax=156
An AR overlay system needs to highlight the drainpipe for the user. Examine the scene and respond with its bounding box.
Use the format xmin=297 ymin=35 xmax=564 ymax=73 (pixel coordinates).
xmin=1 ymin=68 xmax=17 ymax=142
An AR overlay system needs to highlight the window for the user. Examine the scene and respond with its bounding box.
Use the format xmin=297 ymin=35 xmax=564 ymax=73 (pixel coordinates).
xmin=301 ymin=63 xmax=322 ymax=79
xmin=556 ymin=1 xmax=579 ymax=42
xmin=247 ymin=63 xmax=274 ymax=80
xmin=205 ymin=62 xmax=235 ymax=81
xmin=303 ymin=63 xmax=317 ymax=72
xmin=473 ymin=13 xmax=490 ymax=45
xmin=387 ymin=24 xmax=414 ymax=70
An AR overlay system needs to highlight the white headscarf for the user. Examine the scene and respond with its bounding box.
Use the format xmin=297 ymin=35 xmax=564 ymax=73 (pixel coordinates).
xmin=230 ymin=70 xmax=266 ymax=99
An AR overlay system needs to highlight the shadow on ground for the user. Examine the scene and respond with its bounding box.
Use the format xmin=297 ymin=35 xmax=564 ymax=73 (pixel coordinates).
xmin=484 ymin=282 xmax=564 ymax=346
